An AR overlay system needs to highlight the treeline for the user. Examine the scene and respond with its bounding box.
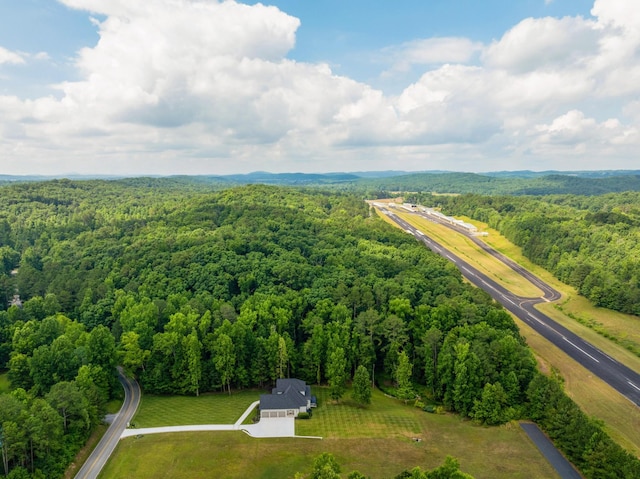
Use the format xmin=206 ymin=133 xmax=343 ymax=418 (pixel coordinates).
xmin=0 ymin=309 xmax=118 ymax=478
xmin=413 ymin=192 xmax=640 ymax=316
xmin=527 ymin=373 xmax=640 ymax=478
xmin=0 ymin=180 xmax=638 ymax=478
xmin=296 ymin=453 xmax=473 ymax=479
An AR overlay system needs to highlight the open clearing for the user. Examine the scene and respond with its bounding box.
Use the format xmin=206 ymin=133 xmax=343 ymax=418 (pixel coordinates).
xmin=101 ymin=387 xmax=559 ymax=479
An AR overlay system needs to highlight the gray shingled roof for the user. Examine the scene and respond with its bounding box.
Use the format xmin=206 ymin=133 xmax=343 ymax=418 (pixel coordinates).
xmin=260 ymin=378 xmax=309 ymax=410
xmin=273 ymin=378 xmax=306 ymax=394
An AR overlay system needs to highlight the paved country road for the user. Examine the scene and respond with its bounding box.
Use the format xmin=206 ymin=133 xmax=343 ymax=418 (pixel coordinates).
xmin=379 ymin=206 xmax=640 ymax=407
xmin=74 ymin=368 xmax=141 ymax=479
xmin=520 ymin=423 xmax=582 ymax=479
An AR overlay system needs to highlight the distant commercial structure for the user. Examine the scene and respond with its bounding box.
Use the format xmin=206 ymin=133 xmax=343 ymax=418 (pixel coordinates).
xmin=419 ymin=207 xmax=479 ymax=233
xmin=370 ymin=201 xmax=486 ymax=236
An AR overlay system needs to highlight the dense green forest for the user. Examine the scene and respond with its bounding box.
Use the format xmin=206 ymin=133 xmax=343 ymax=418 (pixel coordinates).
xmin=412 ymin=192 xmax=640 ymax=316
xmin=0 ymin=179 xmax=638 ymax=478
xmin=354 ymin=172 xmax=640 ymax=196
xmin=4 ymin=170 xmax=640 ymax=196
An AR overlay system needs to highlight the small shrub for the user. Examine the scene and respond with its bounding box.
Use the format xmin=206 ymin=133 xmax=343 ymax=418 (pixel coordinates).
xmin=297 ymin=412 xmax=311 ymax=420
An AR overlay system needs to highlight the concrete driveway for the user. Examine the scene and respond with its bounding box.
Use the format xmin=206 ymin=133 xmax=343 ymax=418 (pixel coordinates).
xmin=120 ymin=401 xmax=307 ymax=439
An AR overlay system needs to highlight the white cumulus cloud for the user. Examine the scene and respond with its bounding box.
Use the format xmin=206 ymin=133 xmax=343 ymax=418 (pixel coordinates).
xmin=383 ymin=37 xmax=482 ymax=73
xmin=0 ymin=46 xmax=25 ymax=65
xmin=1 ymin=0 xmax=640 ymax=174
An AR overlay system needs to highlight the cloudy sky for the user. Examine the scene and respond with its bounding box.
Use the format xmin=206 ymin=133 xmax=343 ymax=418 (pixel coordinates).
xmin=0 ymin=0 xmax=638 ymax=176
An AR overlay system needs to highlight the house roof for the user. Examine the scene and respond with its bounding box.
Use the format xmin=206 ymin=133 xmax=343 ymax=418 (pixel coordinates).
xmin=273 ymin=378 xmax=307 ymax=394
xmin=260 ymin=378 xmax=310 ymax=410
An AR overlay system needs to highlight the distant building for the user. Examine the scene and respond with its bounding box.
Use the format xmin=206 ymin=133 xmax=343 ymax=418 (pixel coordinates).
xmin=259 ymin=378 xmax=316 ymax=419
xmin=9 ymin=295 xmax=22 ymax=308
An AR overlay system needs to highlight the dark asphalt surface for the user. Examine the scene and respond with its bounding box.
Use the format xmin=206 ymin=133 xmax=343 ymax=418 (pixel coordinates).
xmin=520 ymin=423 xmax=583 ymax=479
xmin=74 ymin=369 xmax=141 ymax=479
xmin=380 ymin=206 xmax=640 ymax=407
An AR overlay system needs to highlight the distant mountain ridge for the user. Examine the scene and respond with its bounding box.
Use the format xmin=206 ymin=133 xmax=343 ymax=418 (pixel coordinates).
xmin=355 ymin=171 xmax=640 ymax=196
xmin=2 ymin=170 xmax=640 ymax=195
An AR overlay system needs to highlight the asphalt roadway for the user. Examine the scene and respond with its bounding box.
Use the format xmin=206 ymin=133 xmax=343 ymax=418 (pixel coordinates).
xmin=520 ymin=423 xmax=583 ymax=479
xmin=74 ymin=368 xmax=141 ymax=479
xmin=380 ymin=206 xmax=640 ymax=407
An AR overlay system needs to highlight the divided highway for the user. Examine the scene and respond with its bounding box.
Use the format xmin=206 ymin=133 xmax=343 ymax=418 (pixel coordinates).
xmin=379 ymin=206 xmax=640 ymax=407
xmin=74 ymin=368 xmax=141 ymax=479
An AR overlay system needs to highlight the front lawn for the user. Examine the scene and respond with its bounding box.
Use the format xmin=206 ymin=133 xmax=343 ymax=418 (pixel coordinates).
xmin=132 ymin=390 xmax=260 ymax=427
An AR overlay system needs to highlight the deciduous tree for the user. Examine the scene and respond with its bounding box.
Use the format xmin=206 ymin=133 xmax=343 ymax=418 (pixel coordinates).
xmin=351 ymin=364 xmax=372 ymax=406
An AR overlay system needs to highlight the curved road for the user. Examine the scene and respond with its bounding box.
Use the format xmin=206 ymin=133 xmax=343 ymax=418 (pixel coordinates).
xmin=380 ymin=206 xmax=640 ymax=407
xmin=74 ymin=368 xmax=141 ymax=479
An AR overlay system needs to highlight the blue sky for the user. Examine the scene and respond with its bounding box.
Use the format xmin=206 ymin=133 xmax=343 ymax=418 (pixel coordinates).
xmin=0 ymin=0 xmax=637 ymax=176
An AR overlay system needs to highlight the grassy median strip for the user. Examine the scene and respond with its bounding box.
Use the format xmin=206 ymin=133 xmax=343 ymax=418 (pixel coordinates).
xmin=101 ymin=387 xmax=559 ymax=479
xmin=477 ymin=221 xmax=640 ymax=371
xmin=389 ymin=210 xmax=544 ymax=298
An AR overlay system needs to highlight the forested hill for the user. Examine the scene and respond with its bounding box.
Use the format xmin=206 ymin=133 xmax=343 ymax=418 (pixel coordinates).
xmin=355 ymin=172 xmax=640 ymax=196
xmin=4 ymin=170 xmax=640 ymax=195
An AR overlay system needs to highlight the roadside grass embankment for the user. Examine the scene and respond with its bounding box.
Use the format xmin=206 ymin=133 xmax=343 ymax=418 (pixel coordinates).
xmin=377 ymin=209 xmax=640 ymax=455
xmin=64 ymin=424 xmax=109 ymax=479
xmin=100 ymin=386 xmax=559 ymax=479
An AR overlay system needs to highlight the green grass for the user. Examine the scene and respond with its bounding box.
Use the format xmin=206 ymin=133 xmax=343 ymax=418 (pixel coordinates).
xmin=0 ymin=373 xmax=10 ymax=394
xmin=132 ymin=390 xmax=260 ymax=427
xmin=512 ymin=314 xmax=640 ymax=456
xmin=105 ymin=399 xmax=123 ymax=415
xmin=297 ymin=387 xmax=421 ymax=438
xmin=101 ymin=387 xmax=560 ymax=479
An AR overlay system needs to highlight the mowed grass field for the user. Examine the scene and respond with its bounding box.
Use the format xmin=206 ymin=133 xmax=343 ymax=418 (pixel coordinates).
xmin=100 ymin=387 xmax=559 ymax=479
xmin=376 ymin=207 xmax=640 ymax=454
xmin=132 ymin=390 xmax=260 ymax=427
